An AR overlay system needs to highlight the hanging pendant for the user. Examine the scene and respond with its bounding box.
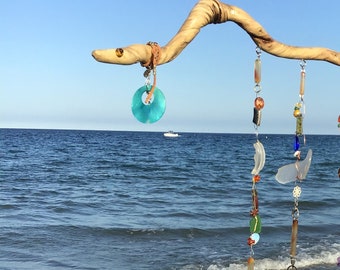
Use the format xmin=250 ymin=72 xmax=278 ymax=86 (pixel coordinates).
xmin=275 ymin=149 xmax=312 ymax=184
xmin=251 ymin=140 xmax=265 ymax=175
xmin=246 ymin=47 xmax=265 ymax=269
xmin=131 ymin=85 xmax=166 ymax=123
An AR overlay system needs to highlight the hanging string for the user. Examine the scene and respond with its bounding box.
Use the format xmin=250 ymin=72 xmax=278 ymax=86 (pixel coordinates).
xmin=247 ymin=46 xmax=266 ymax=270
xmin=142 ymin=42 xmax=161 ymax=104
xmin=131 ymin=41 xmax=166 ymax=124
xmin=253 ymin=47 xmax=263 ymax=138
xmin=287 ymin=60 xmax=307 ymax=270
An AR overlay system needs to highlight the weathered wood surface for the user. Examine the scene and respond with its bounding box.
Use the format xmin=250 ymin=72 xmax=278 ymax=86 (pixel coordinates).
xmin=92 ymin=0 xmax=340 ymax=66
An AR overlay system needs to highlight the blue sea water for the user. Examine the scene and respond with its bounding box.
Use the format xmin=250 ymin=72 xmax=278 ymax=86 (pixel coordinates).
xmin=0 ymin=129 xmax=339 ymax=270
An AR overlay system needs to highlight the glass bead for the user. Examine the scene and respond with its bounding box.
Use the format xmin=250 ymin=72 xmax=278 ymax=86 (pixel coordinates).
xmin=250 ymin=215 xmax=262 ymax=233
xmin=293 ymin=109 xmax=301 ymax=118
xmin=293 ymin=103 xmax=302 ymax=117
xmin=248 ymin=257 xmax=254 ymax=264
xmin=252 ymin=189 xmax=258 ymax=209
xmin=254 ymin=97 xmax=264 ymax=110
xmin=252 ymin=107 xmax=261 ymax=126
xmin=253 ymin=175 xmax=261 ymax=183
xmin=294 ymin=135 xmax=300 ymax=151
xmin=299 ymin=71 xmax=305 ymax=96
xmin=254 ymin=59 xmax=261 ymax=84
xmin=131 ymin=85 xmax=166 ymax=123
xmin=294 ymin=150 xmax=301 ymax=159
xmin=247 ymin=257 xmax=255 ymax=270
xmin=290 ymin=219 xmax=298 ymax=257
xmin=293 ymin=186 xmax=302 ymax=198
xmin=247 ymin=237 xmax=255 ymax=246
xmin=295 ymin=102 xmax=302 ymax=109
xmin=296 ymin=117 xmax=303 ymax=136
xmin=250 ymin=233 xmax=260 ymax=245
xmin=250 ymin=208 xmax=258 ymax=217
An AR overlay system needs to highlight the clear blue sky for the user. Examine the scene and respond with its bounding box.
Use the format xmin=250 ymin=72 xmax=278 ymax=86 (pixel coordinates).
xmin=1 ymin=0 xmax=339 ymax=134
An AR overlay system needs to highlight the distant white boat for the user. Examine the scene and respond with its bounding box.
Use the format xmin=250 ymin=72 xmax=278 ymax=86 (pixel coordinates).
xmin=163 ymin=131 xmax=179 ymax=137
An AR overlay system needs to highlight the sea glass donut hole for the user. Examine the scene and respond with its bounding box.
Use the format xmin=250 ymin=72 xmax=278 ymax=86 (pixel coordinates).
xmin=131 ymin=85 xmax=166 ymax=123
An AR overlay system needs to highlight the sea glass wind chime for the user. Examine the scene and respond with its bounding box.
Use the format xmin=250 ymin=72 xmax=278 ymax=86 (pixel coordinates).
xmin=275 ymin=60 xmax=313 ymax=270
xmin=128 ymin=42 xmax=313 ymax=270
xmin=247 ymin=47 xmax=266 ymax=270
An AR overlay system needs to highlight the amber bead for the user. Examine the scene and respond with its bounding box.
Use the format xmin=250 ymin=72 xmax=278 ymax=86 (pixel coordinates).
xmin=254 ymin=97 xmax=264 ymax=110
xmin=293 ymin=109 xmax=301 ymax=118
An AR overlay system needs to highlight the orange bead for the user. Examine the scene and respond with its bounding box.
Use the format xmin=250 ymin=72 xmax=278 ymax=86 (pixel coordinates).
xmin=254 ymin=97 xmax=264 ymax=110
xmin=247 ymin=237 xmax=255 ymax=246
xmin=253 ymin=175 xmax=261 ymax=183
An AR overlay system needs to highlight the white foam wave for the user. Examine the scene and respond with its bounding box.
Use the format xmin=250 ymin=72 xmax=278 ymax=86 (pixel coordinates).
xmin=207 ymin=242 xmax=340 ymax=270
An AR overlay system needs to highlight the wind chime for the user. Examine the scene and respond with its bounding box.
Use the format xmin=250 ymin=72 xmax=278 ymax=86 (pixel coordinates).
xmin=247 ymin=47 xmax=266 ymax=270
xmin=275 ymin=60 xmax=313 ymax=270
xmin=125 ymin=42 xmax=316 ymax=270
xmin=130 ymin=41 xmax=166 ymax=124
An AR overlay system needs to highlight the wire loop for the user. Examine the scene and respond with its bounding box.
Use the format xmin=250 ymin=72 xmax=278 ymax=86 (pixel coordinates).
xmin=300 ymin=59 xmax=306 ymax=71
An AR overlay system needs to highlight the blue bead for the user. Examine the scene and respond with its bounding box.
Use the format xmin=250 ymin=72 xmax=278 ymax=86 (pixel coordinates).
xmin=294 ymin=135 xmax=300 ymax=151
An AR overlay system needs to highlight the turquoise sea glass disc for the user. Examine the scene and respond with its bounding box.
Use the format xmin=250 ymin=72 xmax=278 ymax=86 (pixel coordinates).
xmin=131 ymin=85 xmax=166 ymax=123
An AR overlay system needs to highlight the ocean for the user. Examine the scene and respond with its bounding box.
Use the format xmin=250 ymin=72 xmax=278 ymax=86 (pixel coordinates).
xmin=0 ymin=129 xmax=339 ymax=270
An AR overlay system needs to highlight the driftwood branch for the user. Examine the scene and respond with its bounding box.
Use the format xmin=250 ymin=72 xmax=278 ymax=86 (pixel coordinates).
xmin=92 ymin=0 xmax=340 ymax=66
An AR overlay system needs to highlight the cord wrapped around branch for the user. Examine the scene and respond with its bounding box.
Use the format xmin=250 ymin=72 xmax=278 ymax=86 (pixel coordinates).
xmin=92 ymin=0 xmax=340 ymax=66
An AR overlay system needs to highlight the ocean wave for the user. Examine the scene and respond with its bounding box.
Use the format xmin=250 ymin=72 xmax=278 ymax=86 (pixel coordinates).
xmin=205 ymin=242 xmax=340 ymax=270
